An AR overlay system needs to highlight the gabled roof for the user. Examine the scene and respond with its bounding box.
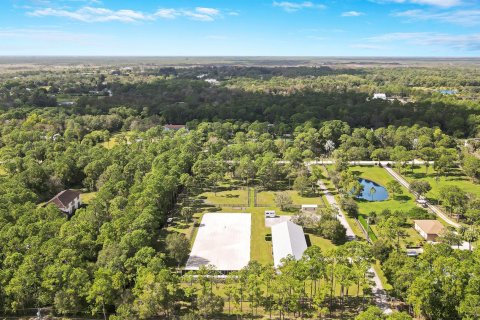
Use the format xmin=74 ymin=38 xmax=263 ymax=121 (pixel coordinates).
xmin=414 ymin=220 xmax=445 ymax=235
xmin=47 ymin=189 xmax=81 ymax=211
xmin=271 ymin=221 xmax=308 ymax=268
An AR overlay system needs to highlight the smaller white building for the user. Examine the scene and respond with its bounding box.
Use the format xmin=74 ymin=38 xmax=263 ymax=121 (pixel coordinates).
xmin=373 ymin=93 xmax=387 ymax=100
xmin=301 ymin=204 xmax=318 ymax=212
xmin=271 ymin=221 xmax=308 ymax=268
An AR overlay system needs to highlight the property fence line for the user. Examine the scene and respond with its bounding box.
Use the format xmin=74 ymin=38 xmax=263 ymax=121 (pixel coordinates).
xmin=355 ymin=218 xmax=372 ymax=243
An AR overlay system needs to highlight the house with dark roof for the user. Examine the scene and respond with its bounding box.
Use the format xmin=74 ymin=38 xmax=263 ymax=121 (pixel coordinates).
xmin=47 ymin=189 xmax=81 ymax=215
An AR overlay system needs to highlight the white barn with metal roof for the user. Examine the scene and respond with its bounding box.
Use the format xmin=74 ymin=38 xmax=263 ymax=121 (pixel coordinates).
xmin=271 ymin=221 xmax=308 ymax=268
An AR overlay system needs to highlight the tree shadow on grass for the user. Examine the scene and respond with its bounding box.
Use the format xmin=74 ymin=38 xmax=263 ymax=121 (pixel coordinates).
xmin=393 ymin=195 xmax=412 ymax=202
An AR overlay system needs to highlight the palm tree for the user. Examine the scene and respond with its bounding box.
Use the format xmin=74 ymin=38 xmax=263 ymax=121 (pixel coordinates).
xmin=369 ymin=186 xmax=377 ymax=201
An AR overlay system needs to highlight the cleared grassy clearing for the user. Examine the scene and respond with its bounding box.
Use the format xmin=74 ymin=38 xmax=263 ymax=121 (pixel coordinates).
xmin=257 ymin=190 xmax=328 ymax=207
xmin=201 ymin=189 xmax=249 ymax=206
xmin=80 ymin=191 xmax=97 ymax=204
xmin=399 ymin=165 xmax=480 ymax=203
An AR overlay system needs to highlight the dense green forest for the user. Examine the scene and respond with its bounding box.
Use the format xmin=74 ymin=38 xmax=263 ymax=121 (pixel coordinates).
xmin=1 ymin=62 xmax=480 ymax=319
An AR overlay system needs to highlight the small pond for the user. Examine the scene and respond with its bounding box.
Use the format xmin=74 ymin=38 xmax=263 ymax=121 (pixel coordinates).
xmin=355 ymin=178 xmax=389 ymax=201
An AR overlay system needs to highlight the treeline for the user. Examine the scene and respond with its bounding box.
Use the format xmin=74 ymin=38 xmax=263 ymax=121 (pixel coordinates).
xmin=75 ymin=79 xmax=479 ymax=137
xmin=1 ymin=66 xmax=480 ymax=137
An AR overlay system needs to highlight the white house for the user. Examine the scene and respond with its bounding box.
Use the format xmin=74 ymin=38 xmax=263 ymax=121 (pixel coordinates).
xmin=373 ymin=93 xmax=387 ymax=100
xmin=271 ymin=221 xmax=308 ymax=268
xmin=47 ymin=189 xmax=81 ymax=215
xmin=301 ymin=204 xmax=318 ymax=212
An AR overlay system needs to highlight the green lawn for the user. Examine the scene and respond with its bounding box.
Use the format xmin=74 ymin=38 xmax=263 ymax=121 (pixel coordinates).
xmin=349 ymin=166 xmax=418 ymax=218
xmin=102 ymin=134 xmax=120 ymax=149
xmin=0 ymin=165 xmax=6 ymax=176
xmin=257 ymin=190 xmax=328 ymax=208
xmin=347 ymin=166 xmax=427 ymax=247
xmin=398 ymin=165 xmax=480 ymax=204
xmin=80 ymin=192 xmax=97 ymax=204
xmin=201 ymin=189 xmax=249 ymax=206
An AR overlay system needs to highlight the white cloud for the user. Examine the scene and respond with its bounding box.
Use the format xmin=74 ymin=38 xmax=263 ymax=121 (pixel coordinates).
xmin=367 ymin=32 xmax=480 ymax=50
xmin=341 ymin=11 xmax=364 ymax=17
xmin=195 ymin=7 xmax=220 ymax=16
xmin=28 ymin=6 xmax=153 ymax=22
xmin=371 ymin=0 xmax=463 ymax=8
xmin=155 ymin=7 xmax=222 ymax=22
xmin=273 ymin=1 xmax=326 ymax=12
xmin=154 ymin=8 xmax=179 ymax=19
xmin=394 ymin=9 xmax=480 ymax=26
xmin=27 ymin=6 xmax=225 ymax=23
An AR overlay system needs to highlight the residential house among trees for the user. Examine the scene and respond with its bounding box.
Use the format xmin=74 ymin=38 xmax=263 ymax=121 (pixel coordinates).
xmin=414 ymin=220 xmax=445 ymax=241
xmin=46 ymin=189 xmax=81 ymax=215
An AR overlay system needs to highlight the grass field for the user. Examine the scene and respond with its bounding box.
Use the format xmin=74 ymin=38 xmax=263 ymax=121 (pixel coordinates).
xmin=0 ymin=165 xmax=6 ymax=176
xmin=349 ymin=166 xmax=418 ymax=217
xmin=257 ymin=190 xmax=328 ymax=208
xmin=102 ymin=135 xmax=119 ymax=149
xmin=80 ymin=192 xmax=97 ymax=204
xmin=201 ymin=189 xmax=249 ymax=206
xmin=399 ymin=165 xmax=480 ymax=203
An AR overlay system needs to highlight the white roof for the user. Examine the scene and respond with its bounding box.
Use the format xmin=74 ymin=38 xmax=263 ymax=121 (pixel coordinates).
xmin=271 ymin=221 xmax=308 ymax=268
xmin=185 ymin=213 xmax=251 ymax=271
xmin=301 ymin=204 xmax=318 ymax=208
xmin=373 ymin=93 xmax=387 ymax=100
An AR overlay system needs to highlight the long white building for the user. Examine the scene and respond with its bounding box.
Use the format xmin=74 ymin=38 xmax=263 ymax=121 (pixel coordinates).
xmin=271 ymin=221 xmax=308 ymax=268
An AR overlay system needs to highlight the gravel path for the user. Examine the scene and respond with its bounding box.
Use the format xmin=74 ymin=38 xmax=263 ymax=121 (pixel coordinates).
xmin=318 ymin=179 xmax=393 ymax=314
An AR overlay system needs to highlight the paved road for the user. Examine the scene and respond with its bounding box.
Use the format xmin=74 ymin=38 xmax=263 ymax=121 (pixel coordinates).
xmin=369 ymin=267 xmax=393 ymax=314
xmin=318 ymin=179 xmax=356 ymax=240
xmin=318 ymin=179 xmax=392 ymax=314
xmin=382 ymin=165 xmax=461 ymax=228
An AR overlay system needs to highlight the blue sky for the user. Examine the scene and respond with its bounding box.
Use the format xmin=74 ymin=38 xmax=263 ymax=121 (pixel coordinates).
xmin=0 ymin=0 xmax=479 ymax=56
